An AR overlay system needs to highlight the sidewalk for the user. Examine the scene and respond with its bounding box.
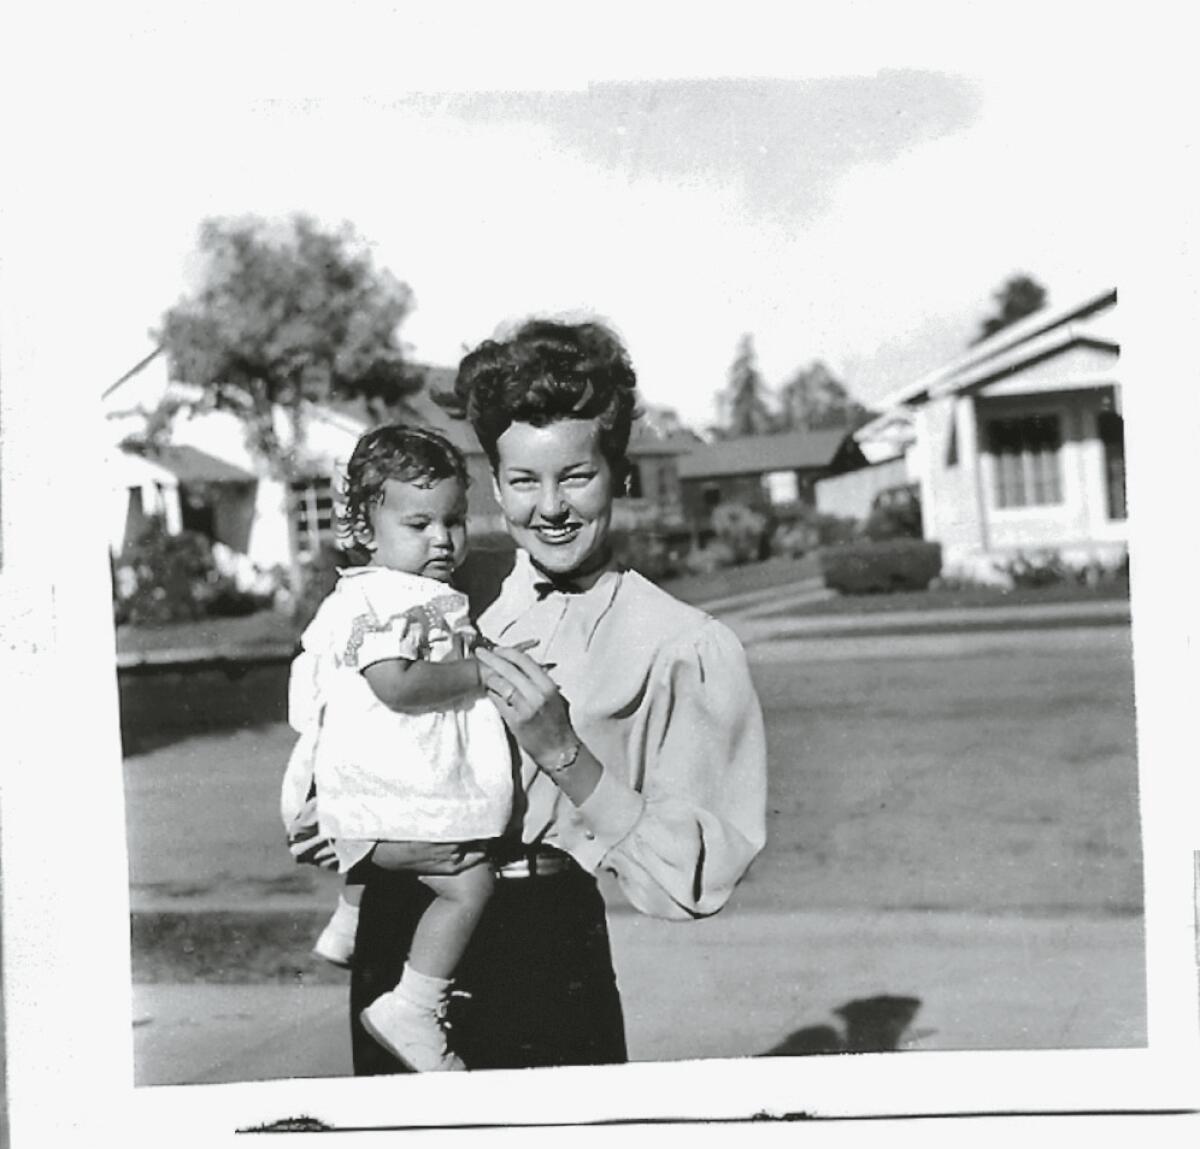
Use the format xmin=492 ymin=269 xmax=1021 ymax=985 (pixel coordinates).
xmin=132 ymin=906 xmax=1146 ymax=1086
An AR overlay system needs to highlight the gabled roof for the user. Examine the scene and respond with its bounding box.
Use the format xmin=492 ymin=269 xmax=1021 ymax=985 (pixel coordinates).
xmin=855 ymin=287 xmax=1119 ymax=449
xmin=676 ymin=429 xmax=850 ymax=480
xmin=127 ymin=443 xmax=256 ymax=484
xmin=875 ymin=286 xmax=1117 ymax=412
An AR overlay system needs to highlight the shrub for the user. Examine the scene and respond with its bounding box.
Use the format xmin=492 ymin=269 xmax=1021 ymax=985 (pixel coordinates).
xmin=1001 ymin=551 xmax=1071 ymax=589
xmin=682 ymin=541 xmax=735 ymax=576
xmin=818 ymin=539 xmax=942 ymax=595
xmin=114 ymin=519 xmax=235 ymax=625
xmin=612 ymin=529 xmax=681 ymax=582
xmin=813 ymin=512 xmax=861 ymax=547
xmin=711 ymin=502 xmax=767 ymax=565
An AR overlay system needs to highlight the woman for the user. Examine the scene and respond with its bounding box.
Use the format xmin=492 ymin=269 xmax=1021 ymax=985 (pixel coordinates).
xmin=345 ymin=318 xmax=768 ymax=1072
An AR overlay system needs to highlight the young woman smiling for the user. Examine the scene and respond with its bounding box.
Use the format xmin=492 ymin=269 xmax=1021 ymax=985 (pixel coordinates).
xmin=343 ymin=319 xmax=769 ymax=1072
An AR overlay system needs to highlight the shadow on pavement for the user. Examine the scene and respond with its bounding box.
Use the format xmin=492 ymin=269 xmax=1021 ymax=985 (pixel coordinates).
xmin=761 ymin=994 xmax=923 ymax=1056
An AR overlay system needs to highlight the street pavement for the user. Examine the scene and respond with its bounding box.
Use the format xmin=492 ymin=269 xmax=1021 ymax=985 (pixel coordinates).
xmin=132 ymin=906 xmax=1145 ymax=1086
xmin=126 ymin=587 xmax=1143 ymax=1087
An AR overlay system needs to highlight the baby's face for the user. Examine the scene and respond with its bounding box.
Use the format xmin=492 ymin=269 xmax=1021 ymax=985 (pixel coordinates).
xmin=365 ymin=477 xmax=468 ymax=582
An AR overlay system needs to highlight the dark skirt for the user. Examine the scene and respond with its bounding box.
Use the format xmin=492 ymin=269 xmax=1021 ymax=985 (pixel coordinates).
xmin=349 ymin=852 xmax=628 ymax=1073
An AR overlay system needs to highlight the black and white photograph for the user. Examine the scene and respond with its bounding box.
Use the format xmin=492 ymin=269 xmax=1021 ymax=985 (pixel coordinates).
xmin=2 ymin=4 xmax=1198 ymax=1145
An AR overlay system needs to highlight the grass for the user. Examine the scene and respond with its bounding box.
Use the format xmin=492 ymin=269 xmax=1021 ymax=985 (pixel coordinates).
xmin=124 ymin=626 xmax=1141 ymax=983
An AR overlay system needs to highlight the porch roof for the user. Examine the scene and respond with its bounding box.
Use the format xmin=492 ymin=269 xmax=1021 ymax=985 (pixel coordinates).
xmin=856 ymin=287 xmax=1119 ymax=446
xmin=873 ymin=287 xmax=1118 ymax=414
xmin=134 ymin=444 xmax=256 ymax=484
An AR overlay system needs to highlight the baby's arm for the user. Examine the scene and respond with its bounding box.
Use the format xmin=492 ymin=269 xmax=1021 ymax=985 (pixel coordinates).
xmin=361 ymin=656 xmax=483 ymax=712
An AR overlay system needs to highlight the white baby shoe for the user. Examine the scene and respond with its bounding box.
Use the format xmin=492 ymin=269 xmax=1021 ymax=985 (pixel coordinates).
xmin=312 ymin=896 xmax=359 ymax=968
xmin=360 ymin=989 xmax=465 ymax=1072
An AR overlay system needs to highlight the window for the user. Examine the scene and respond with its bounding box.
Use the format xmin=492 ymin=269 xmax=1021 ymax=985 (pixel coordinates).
xmin=291 ymin=476 xmax=336 ymax=560
xmin=1098 ymin=410 xmax=1127 ymax=521
xmin=987 ymin=414 xmax=1063 ymax=509
xmin=703 ymin=484 xmax=722 ymax=510
xmin=762 ymin=470 xmax=799 ymax=506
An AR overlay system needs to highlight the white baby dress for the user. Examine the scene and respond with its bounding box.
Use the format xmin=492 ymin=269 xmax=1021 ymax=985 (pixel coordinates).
xmin=282 ymin=567 xmax=514 ymax=872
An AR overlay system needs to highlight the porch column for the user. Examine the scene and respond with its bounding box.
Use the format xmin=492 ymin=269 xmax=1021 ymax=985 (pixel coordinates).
xmin=961 ymin=394 xmax=990 ymax=553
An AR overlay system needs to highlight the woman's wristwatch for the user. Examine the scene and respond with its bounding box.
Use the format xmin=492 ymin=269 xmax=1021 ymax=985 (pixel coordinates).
xmin=538 ymin=738 xmax=583 ymax=775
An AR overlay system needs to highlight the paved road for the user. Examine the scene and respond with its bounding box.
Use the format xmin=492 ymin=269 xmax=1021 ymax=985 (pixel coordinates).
xmin=125 ymin=599 xmax=1144 ymax=1087
xmin=133 ymin=907 xmax=1145 ymax=1086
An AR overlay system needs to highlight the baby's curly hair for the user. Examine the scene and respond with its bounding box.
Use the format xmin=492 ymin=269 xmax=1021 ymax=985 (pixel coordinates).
xmin=449 ymin=319 xmax=639 ymax=478
xmin=338 ymin=424 xmax=468 ymax=557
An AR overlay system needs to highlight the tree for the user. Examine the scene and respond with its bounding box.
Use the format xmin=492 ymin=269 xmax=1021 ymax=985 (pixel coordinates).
xmin=777 ymin=360 xmax=873 ymax=432
xmin=159 ymin=214 xmax=416 ymax=472
xmin=717 ymin=334 xmax=776 ymax=437
xmin=157 ymin=215 xmax=416 ymax=593
xmin=640 ymin=404 xmax=702 ymax=443
xmin=972 ymin=274 xmax=1048 ymax=344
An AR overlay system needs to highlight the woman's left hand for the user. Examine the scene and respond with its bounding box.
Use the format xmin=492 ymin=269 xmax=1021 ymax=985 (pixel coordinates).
xmin=475 ymin=645 xmax=578 ymax=767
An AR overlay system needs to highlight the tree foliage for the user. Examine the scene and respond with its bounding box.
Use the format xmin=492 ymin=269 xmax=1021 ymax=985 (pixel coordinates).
xmin=717 ymin=334 xmax=776 ymax=437
xmin=778 ymin=360 xmax=874 ymax=432
xmin=157 ymin=214 xmax=416 ymax=476
xmin=972 ymin=274 xmax=1048 ymax=345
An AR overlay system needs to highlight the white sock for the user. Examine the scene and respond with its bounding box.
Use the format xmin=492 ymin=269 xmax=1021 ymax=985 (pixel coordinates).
xmin=396 ymin=963 xmax=453 ymax=1011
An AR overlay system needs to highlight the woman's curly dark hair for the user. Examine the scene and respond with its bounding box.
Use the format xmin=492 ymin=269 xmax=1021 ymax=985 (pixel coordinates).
xmin=449 ymin=319 xmax=639 ymax=478
xmin=338 ymin=424 xmax=468 ymax=558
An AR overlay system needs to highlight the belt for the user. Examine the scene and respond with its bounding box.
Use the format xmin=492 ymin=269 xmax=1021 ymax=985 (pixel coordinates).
xmin=494 ymin=845 xmax=574 ymax=880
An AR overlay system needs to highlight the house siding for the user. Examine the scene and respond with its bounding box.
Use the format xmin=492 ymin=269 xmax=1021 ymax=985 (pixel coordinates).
xmin=815 ymin=457 xmax=909 ymax=521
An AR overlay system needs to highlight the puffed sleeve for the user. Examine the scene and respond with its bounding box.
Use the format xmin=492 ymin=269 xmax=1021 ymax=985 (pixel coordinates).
xmin=339 ymin=577 xmax=422 ymax=669
xmin=576 ymin=620 xmax=768 ymax=920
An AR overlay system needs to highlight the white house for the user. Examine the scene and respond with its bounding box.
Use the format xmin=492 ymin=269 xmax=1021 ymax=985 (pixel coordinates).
xmin=104 ymin=348 xmax=691 ymax=589
xmin=851 ymin=286 xmax=1124 ymax=582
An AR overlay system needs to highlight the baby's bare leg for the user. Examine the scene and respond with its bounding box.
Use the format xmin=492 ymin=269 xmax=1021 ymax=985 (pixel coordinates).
xmin=407 ymin=864 xmax=495 ymax=980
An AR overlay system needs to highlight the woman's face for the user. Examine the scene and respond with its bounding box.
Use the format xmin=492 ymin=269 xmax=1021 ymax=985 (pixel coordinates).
xmin=493 ymin=418 xmax=616 ymax=578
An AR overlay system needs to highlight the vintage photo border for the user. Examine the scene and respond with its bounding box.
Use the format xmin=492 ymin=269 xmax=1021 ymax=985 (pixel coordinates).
xmin=2 ymin=6 xmax=1198 ymax=1144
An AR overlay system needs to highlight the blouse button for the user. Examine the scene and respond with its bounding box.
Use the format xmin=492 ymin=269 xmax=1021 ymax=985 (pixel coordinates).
xmin=584 ymin=830 xmax=596 ymax=841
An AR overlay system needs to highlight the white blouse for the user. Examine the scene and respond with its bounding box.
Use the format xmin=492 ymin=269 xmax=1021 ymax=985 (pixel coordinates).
xmin=480 ymin=552 xmax=768 ymax=921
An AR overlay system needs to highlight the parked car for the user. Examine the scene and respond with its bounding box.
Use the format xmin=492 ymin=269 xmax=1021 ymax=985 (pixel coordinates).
xmin=863 ymin=482 xmax=922 ymax=541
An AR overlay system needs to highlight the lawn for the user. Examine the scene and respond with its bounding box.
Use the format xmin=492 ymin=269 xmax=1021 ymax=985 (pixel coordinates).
xmin=123 ymin=625 xmax=1141 ymax=982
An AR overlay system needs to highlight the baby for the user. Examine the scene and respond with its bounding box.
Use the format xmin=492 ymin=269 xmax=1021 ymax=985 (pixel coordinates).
xmin=282 ymin=424 xmax=521 ymax=1072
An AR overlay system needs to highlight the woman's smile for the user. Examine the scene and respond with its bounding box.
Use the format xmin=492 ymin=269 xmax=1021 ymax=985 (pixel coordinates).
xmin=493 ymin=419 xmax=615 ymax=581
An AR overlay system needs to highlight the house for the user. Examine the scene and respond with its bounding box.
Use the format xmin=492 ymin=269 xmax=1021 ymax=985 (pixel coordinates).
xmin=677 ymin=429 xmax=867 ymax=535
xmin=104 ymin=350 xmax=692 ymax=586
xmin=849 ymin=286 xmax=1123 ymax=581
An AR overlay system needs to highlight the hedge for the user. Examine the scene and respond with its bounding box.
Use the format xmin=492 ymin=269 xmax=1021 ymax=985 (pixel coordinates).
xmin=817 ymin=539 xmax=942 ymax=595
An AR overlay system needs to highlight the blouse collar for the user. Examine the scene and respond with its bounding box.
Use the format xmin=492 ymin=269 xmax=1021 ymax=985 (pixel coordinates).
xmin=490 ymin=550 xmax=624 ymax=647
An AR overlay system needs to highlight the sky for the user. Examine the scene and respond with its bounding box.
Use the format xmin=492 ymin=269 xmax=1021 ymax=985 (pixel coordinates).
xmin=3 ymin=4 xmax=1135 ymax=432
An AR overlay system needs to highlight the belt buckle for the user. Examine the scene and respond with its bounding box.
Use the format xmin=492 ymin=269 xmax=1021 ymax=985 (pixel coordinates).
xmin=496 ymin=848 xmax=569 ymax=880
